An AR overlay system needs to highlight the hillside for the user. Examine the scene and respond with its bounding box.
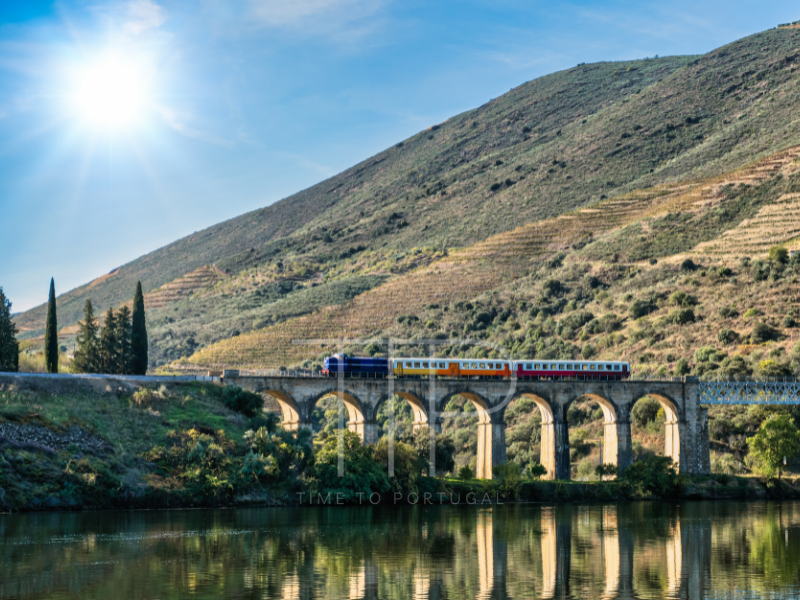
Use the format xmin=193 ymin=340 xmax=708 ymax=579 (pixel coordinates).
xmin=13 ymin=27 xmax=800 ymax=374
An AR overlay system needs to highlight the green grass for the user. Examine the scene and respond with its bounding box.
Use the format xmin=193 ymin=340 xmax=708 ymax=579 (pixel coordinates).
xmin=0 ymin=383 xmax=258 ymax=510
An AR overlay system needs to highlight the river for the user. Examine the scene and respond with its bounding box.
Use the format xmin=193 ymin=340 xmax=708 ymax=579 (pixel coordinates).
xmin=1 ymin=500 xmax=799 ymax=599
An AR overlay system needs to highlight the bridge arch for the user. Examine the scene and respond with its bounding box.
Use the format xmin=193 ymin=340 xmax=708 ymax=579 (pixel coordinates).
xmin=261 ymin=389 xmax=303 ymax=431
xmin=438 ymin=390 xmax=503 ymax=479
xmin=310 ymin=389 xmax=373 ymax=442
xmin=371 ymin=392 xmax=429 ymax=437
xmin=504 ymin=393 xmax=558 ymax=479
xmin=564 ymin=393 xmax=624 ymax=479
xmin=631 ymin=392 xmax=683 ymax=471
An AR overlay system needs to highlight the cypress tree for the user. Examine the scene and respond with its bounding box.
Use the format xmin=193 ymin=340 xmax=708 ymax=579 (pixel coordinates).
xmin=115 ymin=305 xmax=133 ymax=375
xmin=131 ymin=281 xmax=148 ymax=375
xmin=0 ymin=287 xmax=20 ymax=372
xmin=99 ymin=308 xmax=118 ymax=374
xmin=44 ymin=278 xmax=59 ymax=373
xmin=72 ymin=299 xmax=100 ymax=373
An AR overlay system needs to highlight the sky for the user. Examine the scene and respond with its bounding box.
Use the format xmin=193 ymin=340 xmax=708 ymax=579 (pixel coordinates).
xmin=0 ymin=1 xmax=797 ymax=312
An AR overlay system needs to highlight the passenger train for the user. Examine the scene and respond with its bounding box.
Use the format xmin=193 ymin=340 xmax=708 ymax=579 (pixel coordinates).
xmin=322 ymin=354 xmax=630 ymax=380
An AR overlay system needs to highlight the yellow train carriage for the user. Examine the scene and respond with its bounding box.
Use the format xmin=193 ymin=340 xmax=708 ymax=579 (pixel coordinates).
xmin=392 ymin=358 xmax=511 ymax=379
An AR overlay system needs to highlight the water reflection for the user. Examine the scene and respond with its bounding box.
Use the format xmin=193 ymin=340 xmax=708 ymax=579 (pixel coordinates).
xmin=2 ymin=502 xmax=800 ymax=599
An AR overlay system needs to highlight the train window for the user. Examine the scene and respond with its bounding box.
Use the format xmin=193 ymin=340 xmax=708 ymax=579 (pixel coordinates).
xmin=544 ymin=364 xmax=550 ymax=370
xmin=558 ymin=364 xmax=564 ymax=370
xmin=414 ymin=362 xmax=420 ymax=368
xmin=478 ymin=363 xmax=485 ymax=369
xmin=534 ymin=364 xmax=540 ymax=369
xmin=582 ymin=364 xmax=588 ymax=370
xmin=526 ymin=364 xmax=532 ymax=370
xmin=439 ymin=362 xmax=446 ymax=368
xmin=470 ymin=363 xmax=477 ymax=369
xmin=590 ymin=364 xmax=596 ymax=370
xmin=598 ymin=364 xmax=605 ymax=371
xmin=422 ymin=362 xmax=428 ymax=368
xmin=616 ymin=365 xmax=621 ymax=371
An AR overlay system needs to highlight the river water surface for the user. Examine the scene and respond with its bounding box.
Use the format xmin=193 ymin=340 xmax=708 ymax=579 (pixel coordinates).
xmin=2 ymin=501 xmax=800 ymax=599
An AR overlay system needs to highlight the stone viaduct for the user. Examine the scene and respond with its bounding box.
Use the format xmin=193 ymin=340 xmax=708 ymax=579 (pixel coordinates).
xmin=225 ymin=373 xmax=711 ymax=479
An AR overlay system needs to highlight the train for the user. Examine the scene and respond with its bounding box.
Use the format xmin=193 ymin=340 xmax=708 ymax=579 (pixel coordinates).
xmin=322 ymin=354 xmax=630 ymax=380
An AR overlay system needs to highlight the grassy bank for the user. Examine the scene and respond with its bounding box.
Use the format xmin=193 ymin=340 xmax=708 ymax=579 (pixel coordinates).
xmin=1 ymin=382 xmax=799 ymax=512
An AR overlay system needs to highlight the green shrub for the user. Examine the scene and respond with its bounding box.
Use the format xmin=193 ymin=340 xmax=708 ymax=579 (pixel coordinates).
xmin=718 ymin=328 xmax=738 ymax=345
xmin=751 ymin=322 xmax=779 ymax=344
xmin=782 ymin=315 xmax=797 ymax=328
xmin=768 ymin=246 xmax=789 ymax=264
xmin=492 ymin=462 xmax=523 ymax=498
xmin=458 ymin=465 xmax=474 ymax=480
xmin=527 ymin=462 xmax=547 ymax=479
xmin=717 ymin=266 xmax=733 ymax=277
xmin=596 ymin=463 xmax=618 ymax=479
xmin=719 ymin=305 xmax=739 ymax=319
xmin=669 ymin=290 xmax=697 ymax=307
xmin=597 ymin=313 xmax=621 ymax=332
xmin=307 ymin=431 xmax=390 ymax=501
xmin=669 ymin=308 xmax=695 ymax=325
xmin=695 ymin=346 xmax=725 ymax=363
xmin=374 ymin=437 xmax=424 ymax=493
xmin=628 ymin=299 xmax=654 ymax=319
xmin=743 ymin=308 xmax=762 ymax=319
xmin=631 ymin=397 xmax=661 ymax=428
xmin=561 ymin=310 xmax=594 ymax=330
xmin=680 ymin=259 xmax=697 ymax=272
xmin=576 ymin=458 xmax=596 ymax=480
xmin=143 ymin=429 xmax=237 ymax=501
xmin=132 ymin=388 xmax=155 ymax=405
xmin=674 ymin=358 xmax=690 ymax=376
xmin=221 ymin=386 xmax=264 ymax=418
xmin=581 ymin=344 xmax=596 ymax=359
xmin=624 ymin=455 xmax=684 ymax=497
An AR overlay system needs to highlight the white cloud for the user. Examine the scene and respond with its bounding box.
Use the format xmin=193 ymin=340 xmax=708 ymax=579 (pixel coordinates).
xmin=124 ymin=0 xmax=167 ymax=35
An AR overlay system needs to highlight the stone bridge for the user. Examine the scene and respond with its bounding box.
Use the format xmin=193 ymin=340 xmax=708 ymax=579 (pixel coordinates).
xmin=225 ymin=374 xmax=710 ymax=479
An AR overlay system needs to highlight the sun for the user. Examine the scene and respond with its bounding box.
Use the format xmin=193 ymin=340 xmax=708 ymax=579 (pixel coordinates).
xmin=70 ymin=54 xmax=150 ymax=131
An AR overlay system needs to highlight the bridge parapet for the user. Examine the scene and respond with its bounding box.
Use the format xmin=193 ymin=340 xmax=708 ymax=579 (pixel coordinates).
xmin=700 ymin=380 xmax=800 ymax=404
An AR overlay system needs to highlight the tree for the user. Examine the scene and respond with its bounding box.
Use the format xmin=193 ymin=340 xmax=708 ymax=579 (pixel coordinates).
xmin=99 ymin=308 xmax=118 ymax=374
xmin=528 ymin=462 xmax=547 ymax=479
xmin=674 ymin=358 xmax=690 ymax=376
xmin=71 ymin=299 xmax=100 ymax=373
xmin=746 ymin=414 xmax=800 ymax=479
xmin=115 ymin=305 xmax=133 ymax=374
xmin=221 ymin=385 xmax=264 ymax=417
xmin=407 ymin=427 xmax=456 ymax=475
xmin=0 ymin=287 xmax=20 ymax=372
xmin=131 ymin=281 xmax=148 ymax=375
xmin=308 ymin=430 xmax=390 ymax=502
xmin=44 ymin=278 xmax=58 ymax=373
xmin=769 ymin=246 xmax=789 ymax=264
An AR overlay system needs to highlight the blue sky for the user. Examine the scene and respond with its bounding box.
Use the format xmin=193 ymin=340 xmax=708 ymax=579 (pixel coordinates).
xmin=0 ymin=0 xmax=797 ymax=312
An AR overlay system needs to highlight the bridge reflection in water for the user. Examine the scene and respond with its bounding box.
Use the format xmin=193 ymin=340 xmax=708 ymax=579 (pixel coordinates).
xmin=309 ymin=505 xmax=715 ymax=600
xmin=2 ymin=502 xmax=795 ymax=600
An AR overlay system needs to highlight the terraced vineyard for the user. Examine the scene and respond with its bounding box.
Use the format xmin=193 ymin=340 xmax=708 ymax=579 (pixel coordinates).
xmin=143 ymin=265 xmax=225 ymax=310
xmin=177 ymin=143 xmax=800 ymax=371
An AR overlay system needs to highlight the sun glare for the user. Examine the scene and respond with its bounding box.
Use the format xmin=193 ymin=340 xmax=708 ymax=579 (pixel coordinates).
xmin=71 ymin=55 xmax=150 ymax=130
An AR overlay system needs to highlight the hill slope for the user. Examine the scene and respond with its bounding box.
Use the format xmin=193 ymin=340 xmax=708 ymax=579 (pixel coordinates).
xmin=13 ymin=27 xmax=800 ymax=373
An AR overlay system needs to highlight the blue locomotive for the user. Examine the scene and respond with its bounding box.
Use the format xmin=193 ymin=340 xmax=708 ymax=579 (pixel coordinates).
xmin=322 ymin=353 xmax=389 ymax=377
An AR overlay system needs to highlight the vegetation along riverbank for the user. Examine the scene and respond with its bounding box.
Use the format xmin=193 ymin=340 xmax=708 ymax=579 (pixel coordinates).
xmin=2 ymin=380 xmax=800 ymax=512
